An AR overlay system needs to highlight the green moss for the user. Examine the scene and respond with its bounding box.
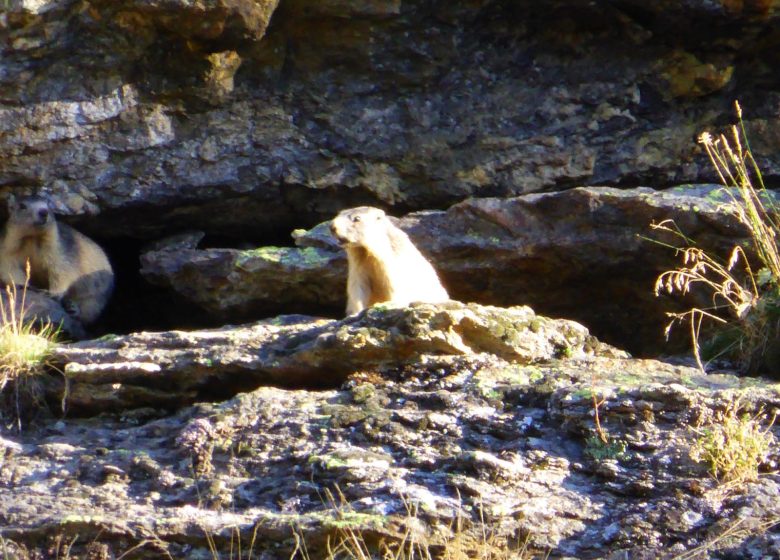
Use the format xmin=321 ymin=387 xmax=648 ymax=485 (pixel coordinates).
xmin=308 ymin=454 xmax=350 ymax=469
xmin=236 ymin=246 xmax=333 ymax=268
xmin=351 ymin=383 xmax=375 ymax=403
xmin=462 ymin=228 xmax=504 ymax=246
xmin=556 ymin=345 xmax=574 ymax=359
xmin=95 ymin=333 xmax=119 ymax=342
xmin=571 ymin=387 xmax=593 ymax=400
xmin=241 ymin=246 xmax=286 ymax=263
xmin=481 ymin=364 xmax=536 ymax=386
xmin=321 ymin=404 xmax=369 ymax=427
xmin=324 ymin=512 xmax=387 ymax=531
xmin=528 ymin=367 xmax=544 ymax=383
xmin=477 ymin=384 xmax=503 ymax=400
xmin=298 ymin=246 xmax=333 ymax=266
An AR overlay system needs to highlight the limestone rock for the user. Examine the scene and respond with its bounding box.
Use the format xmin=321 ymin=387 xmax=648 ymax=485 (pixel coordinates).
xmin=1 ymin=310 xmax=778 ymax=558
xmin=141 ymin=185 xmax=749 ymax=354
xmin=3 ymin=1 xmax=780 ymax=238
xmin=51 ymin=301 xmax=616 ymax=413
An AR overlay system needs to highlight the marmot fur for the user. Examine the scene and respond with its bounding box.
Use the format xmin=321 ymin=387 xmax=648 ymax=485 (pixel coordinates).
xmin=0 ymin=195 xmax=114 ymax=325
xmin=330 ymin=206 xmax=449 ymax=315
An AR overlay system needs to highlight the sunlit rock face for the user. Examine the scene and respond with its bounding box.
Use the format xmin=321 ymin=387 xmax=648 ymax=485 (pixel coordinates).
xmin=2 ymin=0 xmax=780 ymax=239
xmin=2 ymin=302 xmax=779 ymax=559
xmin=140 ymin=185 xmax=749 ymax=355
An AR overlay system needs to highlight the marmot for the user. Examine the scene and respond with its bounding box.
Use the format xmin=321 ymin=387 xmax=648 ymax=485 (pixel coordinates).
xmin=0 ymin=195 xmax=114 ymax=325
xmin=330 ymin=206 xmax=449 ymax=315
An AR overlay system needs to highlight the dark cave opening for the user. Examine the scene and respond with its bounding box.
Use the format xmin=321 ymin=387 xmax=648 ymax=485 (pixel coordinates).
xmin=90 ymin=234 xmax=346 ymax=339
xmin=91 ymin=237 xmax=216 ymax=337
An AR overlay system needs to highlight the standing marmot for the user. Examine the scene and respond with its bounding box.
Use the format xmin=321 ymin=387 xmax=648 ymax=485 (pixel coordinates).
xmin=0 ymin=195 xmax=114 ymax=325
xmin=330 ymin=206 xmax=449 ymax=315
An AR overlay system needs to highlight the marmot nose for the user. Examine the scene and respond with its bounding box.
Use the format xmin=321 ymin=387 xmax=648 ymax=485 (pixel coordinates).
xmin=37 ymin=208 xmax=49 ymax=221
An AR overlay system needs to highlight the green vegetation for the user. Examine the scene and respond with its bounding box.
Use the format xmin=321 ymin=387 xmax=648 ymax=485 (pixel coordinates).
xmin=584 ymin=435 xmax=627 ymax=462
xmin=654 ymin=102 xmax=780 ymax=374
xmin=671 ymin=515 xmax=780 ymax=560
xmin=691 ymin=400 xmax=776 ymax=484
xmin=0 ymin=265 xmax=59 ymax=429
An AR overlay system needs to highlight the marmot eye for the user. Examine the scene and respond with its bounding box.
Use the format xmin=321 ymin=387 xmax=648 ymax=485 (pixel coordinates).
xmin=18 ymin=203 xmax=27 ymax=210
xmin=352 ymin=216 xmax=361 ymax=223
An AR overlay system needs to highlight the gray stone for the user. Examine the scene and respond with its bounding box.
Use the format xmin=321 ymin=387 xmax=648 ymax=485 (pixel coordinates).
xmin=51 ymin=301 xmax=616 ymax=413
xmin=2 ymin=1 xmax=780 ymax=238
xmin=141 ymin=185 xmax=750 ymax=354
xmin=0 ymin=302 xmax=778 ymax=559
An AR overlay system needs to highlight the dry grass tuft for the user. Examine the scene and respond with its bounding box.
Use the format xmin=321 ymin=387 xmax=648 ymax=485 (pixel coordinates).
xmin=204 ymin=524 xmax=258 ymax=560
xmin=653 ymin=101 xmax=780 ymax=373
xmin=691 ymin=400 xmax=777 ymax=485
xmin=0 ymin=263 xmax=59 ymax=429
xmin=289 ymin=490 xmax=536 ymax=560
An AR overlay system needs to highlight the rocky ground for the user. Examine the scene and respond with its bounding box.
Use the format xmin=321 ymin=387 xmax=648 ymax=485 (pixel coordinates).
xmin=0 ymin=303 xmax=778 ymax=558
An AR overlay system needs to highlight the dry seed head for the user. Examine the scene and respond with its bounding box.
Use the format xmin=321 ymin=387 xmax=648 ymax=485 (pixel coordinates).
xmin=723 ymin=141 xmax=737 ymax=164
xmin=653 ymin=276 xmax=664 ymax=295
xmin=731 ymin=125 xmax=743 ymax=155
xmin=683 ymin=248 xmax=701 ymax=264
xmin=698 ymin=131 xmax=713 ymax=146
xmin=735 ymin=100 xmax=742 ymax=119
xmin=673 ymin=272 xmax=691 ymax=293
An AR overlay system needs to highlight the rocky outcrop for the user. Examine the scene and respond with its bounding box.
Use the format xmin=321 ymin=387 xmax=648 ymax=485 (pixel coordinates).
xmin=2 ymin=1 xmax=780 ymax=239
xmin=141 ymin=185 xmax=749 ymax=354
xmin=51 ymin=301 xmax=612 ymax=414
xmin=1 ymin=303 xmax=778 ymax=559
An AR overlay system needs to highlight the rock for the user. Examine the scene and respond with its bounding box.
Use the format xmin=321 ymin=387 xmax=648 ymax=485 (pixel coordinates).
xmin=140 ymin=244 xmax=346 ymax=319
xmin=3 ymin=1 xmax=780 ymax=238
xmin=5 ymin=1 xmax=780 ymax=558
xmin=50 ymin=301 xmax=617 ymax=414
xmin=1 ymin=305 xmax=778 ymax=558
xmin=141 ymin=185 xmax=750 ymax=354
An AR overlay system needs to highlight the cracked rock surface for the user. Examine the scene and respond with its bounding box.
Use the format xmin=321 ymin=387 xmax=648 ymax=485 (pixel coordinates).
xmin=3 ymin=0 xmax=780 ymax=238
xmin=141 ymin=185 xmax=751 ymax=354
xmin=1 ymin=303 xmax=779 ymax=558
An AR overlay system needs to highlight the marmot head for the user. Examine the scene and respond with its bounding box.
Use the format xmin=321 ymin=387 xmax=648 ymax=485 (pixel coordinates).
xmin=330 ymin=206 xmax=389 ymax=248
xmin=6 ymin=195 xmax=56 ymax=234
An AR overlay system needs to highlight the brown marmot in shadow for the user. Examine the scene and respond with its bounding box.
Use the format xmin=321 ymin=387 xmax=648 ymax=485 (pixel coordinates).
xmin=330 ymin=206 xmax=449 ymax=315
xmin=0 ymin=195 xmax=114 ymax=325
